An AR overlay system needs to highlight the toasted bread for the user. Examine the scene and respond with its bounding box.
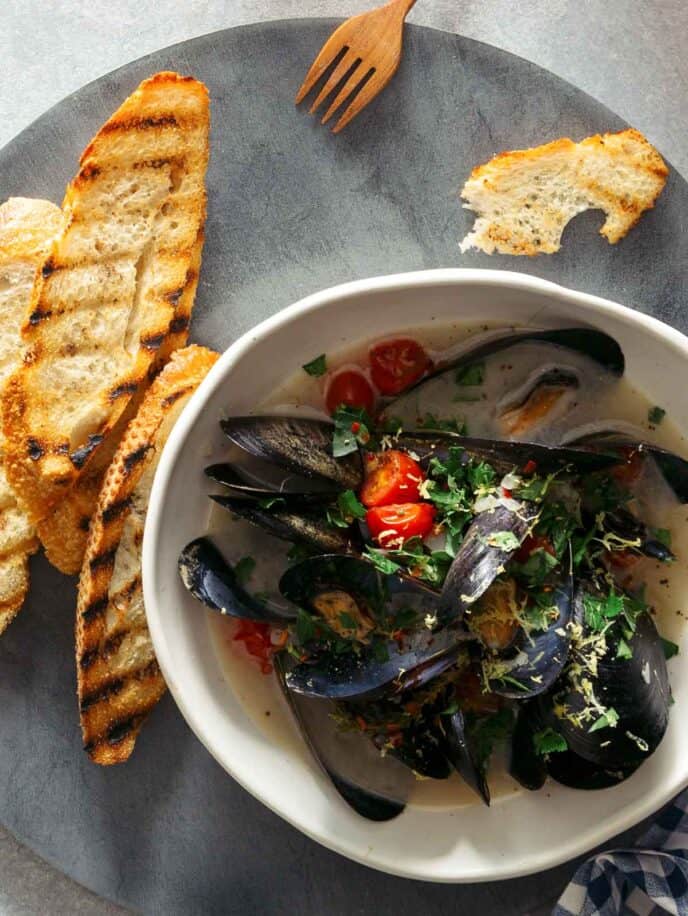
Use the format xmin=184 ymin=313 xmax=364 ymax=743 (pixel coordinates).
xmin=0 ymin=198 xmax=65 ymax=633
xmin=459 ymin=128 xmax=668 ymax=256
xmin=3 ymin=71 xmax=210 ymax=525
xmin=36 ymin=227 xmax=203 ymax=575
xmin=76 ymin=345 xmax=218 ymax=764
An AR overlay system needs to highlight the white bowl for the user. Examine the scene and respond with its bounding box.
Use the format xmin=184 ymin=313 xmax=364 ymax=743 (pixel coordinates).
xmin=143 ymin=268 xmax=688 ymax=883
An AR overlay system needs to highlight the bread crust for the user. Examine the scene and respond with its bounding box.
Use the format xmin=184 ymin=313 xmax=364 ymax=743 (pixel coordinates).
xmin=76 ymin=345 xmax=218 ymax=764
xmin=3 ymin=72 xmax=210 ymax=523
xmin=459 ymin=128 xmax=669 ymax=256
xmin=0 ymin=198 xmax=65 ymax=634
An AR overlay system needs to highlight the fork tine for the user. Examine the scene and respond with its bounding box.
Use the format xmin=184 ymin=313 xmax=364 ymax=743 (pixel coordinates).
xmin=321 ymin=66 xmax=375 ymax=125
xmin=295 ymin=18 xmax=358 ymax=104
xmin=308 ymin=51 xmax=360 ymax=115
xmin=332 ymin=68 xmax=388 ymax=133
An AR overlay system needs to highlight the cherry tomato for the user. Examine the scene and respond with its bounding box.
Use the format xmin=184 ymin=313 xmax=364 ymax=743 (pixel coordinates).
xmin=515 ymin=534 xmax=556 ymax=564
xmin=369 ymin=338 xmax=432 ymax=395
xmin=233 ymin=620 xmax=274 ymax=673
xmin=360 ymin=449 xmax=425 ymax=507
xmin=325 ymin=369 xmax=375 ymax=415
xmin=611 ymin=446 xmax=644 ymax=487
xmin=366 ymin=502 xmax=436 ymax=547
xmin=606 ymin=549 xmax=641 ymax=570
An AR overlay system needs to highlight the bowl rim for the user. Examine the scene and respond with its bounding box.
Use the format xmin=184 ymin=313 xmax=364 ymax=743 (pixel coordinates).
xmin=142 ymin=267 xmax=688 ymax=882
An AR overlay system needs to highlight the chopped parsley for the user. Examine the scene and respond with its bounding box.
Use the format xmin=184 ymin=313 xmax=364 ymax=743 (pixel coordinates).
xmin=533 ymin=727 xmax=567 ymax=756
xmin=326 ymin=489 xmax=367 ymax=528
xmin=651 ymin=527 xmax=672 ymax=548
xmin=648 ymin=405 xmax=666 ymax=425
xmin=484 ymin=531 xmax=521 ymax=550
xmin=467 ymin=708 xmax=515 ymax=772
xmin=302 ymin=353 xmax=327 ymax=377
xmin=417 ymin=413 xmax=467 ymax=435
xmin=511 ymin=548 xmax=558 ymax=588
xmin=332 ymin=405 xmax=372 ymax=457
xmin=589 ymin=707 xmax=619 ymax=732
xmin=454 ymin=361 xmax=485 ymax=387
xmin=661 ymin=637 xmax=679 ymax=660
xmin=233 ymin=556 xmax=256 ymax=585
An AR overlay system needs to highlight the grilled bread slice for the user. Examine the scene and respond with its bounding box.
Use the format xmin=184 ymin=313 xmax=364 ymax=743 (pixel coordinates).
xmin=36 ymin=227 xmax=203 ymax=575
xmin=3 ymin=71 xmax=210 ymax=524
xmin=76 ymin=345 xmax=218 ymax=764
xmin=0 ymin=198 xmax=65 ymax=633
xmin=459 ymin=128 xmax=668 ymax=256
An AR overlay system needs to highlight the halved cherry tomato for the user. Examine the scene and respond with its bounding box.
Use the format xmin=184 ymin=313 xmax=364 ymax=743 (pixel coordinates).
xmin=325 ymin=369 xmax=376 ymax=415
xmin=360 ymin=449 xmax=425 ymax=507
xmin=366 ymin=502 xmax=436 ymax=547
xmin=233 ymin=620 xmax=274 ymax=673
xmin=515 ymin=534 xmax=556 ymax=564
xmin=611 ymin=446 xmax=644 ymax=487
xmin=369 ymin=338 xmax=432 ymax=395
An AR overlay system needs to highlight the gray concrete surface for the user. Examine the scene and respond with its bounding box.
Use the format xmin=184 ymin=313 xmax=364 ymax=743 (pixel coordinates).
xmin=0 ymin=2 xmax=686 ymax=914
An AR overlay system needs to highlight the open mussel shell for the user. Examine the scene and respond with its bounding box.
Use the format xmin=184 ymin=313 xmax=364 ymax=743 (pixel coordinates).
xmin=509 ymin=703 xmax=547 ymax=791
xmin=221 ymin=416 xmax=362 ymax=491
xmin=279 ymin=553 xmax=438 ymax=618
xmin=438 ymin=709 xmax=490 ymax=805
xmin=396 ymin=431 xmax=621 ymax=476
xmin=599 ymin=506 xmax=675 ymax=562
xmin=497 ymin=366 xmax=580 ymax=437
xmin=487 ymin=576 xmax=574 ymax=699
xmin=274 ymin=657 xmax=411 ymax=821
xmin=211 ymin=496 xmax=360 ymax=554
xmin=388 ymin=718 xmax=452 ymax=780
xmin=548 ymin=611 xmax=670 ymax=772
xmin=178 ymin=537 xmax=296 ymax=624
xmin=563 ymin=426 xmax=688 ymax=504
xmin=383 ymin=327 xmax=624 ymax=408
xmin=281 ymin=555 xmax=473 ymax=701
xmin=438 ymin=503 xmax=538 ymax=623
xmin=205 ymin=463 xmax=335 ymax=503
xmin=546 ymin=750 xmax=634 ymax=790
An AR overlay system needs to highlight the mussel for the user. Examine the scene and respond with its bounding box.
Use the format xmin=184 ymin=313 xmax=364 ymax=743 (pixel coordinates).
xmin=384 ymin=327 xmax=625 ymax=406
xmin=178 ymin=537 xmax=296 ymax=624
xmin=497 ymin=367 xmax=580 ymax=437
xmin=221 ymin=415 xmax=362 ymax=491
xmin=437 ymin=707 xmax=491 ymax=805
xmin=281 ymin=555 xmax=474 ymax=701
xmin=548 ymin=609 xmax=670 ymax=772
xmin=274 ymin=656 xmax=411 ymax=821
xmin=438 ymin=503 xmax=539 ymax=623
xmin=563 ymin=426 xmax=688 ymax=504
xmin=484 ymin=574 xmax=574 ymax=699
xmin=210 ymin=496 xmax=361 ymax=554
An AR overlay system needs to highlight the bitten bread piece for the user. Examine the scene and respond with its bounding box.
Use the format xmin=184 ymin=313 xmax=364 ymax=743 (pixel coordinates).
xmin=3 ymin=71 xmax=210 ymax=524
xmin=76 ymin=345 xmax=218 ymax=764
xmin=459 ymin=128 xmax=668 ymax=256
xmin=36 ymin=228 xmax=203 ymax=575
xmin=0 ymin=198 xmax=65 ymax=633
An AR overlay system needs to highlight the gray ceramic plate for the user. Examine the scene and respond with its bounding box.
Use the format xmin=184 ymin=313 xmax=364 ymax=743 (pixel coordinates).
xmin=0 ymin=19 xmax=686 ymax=916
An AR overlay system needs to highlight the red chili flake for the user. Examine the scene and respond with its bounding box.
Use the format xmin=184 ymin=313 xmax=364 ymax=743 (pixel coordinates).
xmin=502 ymin=487 xmax=513 ymax=498
xmin=366 ymin=452 xmax=376 ymax=462
xmin=351 ymin=421 xmax=361 ymax=433
xmin=522 ymin=459 xmax=537 ymax=475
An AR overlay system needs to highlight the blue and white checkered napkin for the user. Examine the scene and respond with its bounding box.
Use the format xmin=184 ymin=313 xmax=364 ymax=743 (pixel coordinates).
xmin=555 ymin=789 xmax=688 ymax=916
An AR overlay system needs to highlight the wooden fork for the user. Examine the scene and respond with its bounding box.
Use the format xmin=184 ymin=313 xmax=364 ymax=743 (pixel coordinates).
xmin=295 ymin=0 xmax=418 ymax=133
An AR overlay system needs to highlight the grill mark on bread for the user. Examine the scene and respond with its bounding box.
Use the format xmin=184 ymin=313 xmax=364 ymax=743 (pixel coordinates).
xmin=109 ymin=381 xmax=139 ymax=402
xmin=88 ymin=546 xmax=116 ymax=572
xmin=82 ymin=594 xmax=109 ymax=623
xmin=80 ymin=660 xmax=161 ymax=711
xmin=141 ymin=331 xmax=166 ymax=351
xmin=71 ymin=434 xmax=105 ymax=469
xmin=123 ymin=444 xmax=150 ymax=473
xmin=168 ymin=314 xmax=189 ymax=334
xmin=101 ymin=114 xmax=179 ymax=134
xmin=28 ymin=308 xmax=52 ymax=325
xmin=101 ymin=496 xmax=132 ymax=524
